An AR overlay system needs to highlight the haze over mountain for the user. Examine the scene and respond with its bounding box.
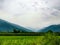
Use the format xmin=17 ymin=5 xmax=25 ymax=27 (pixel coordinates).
xmin=38 ymin=24 xmax=60 ymax=32
xmin=0 ymin=19 xmax=60 ymax=32
xmin=0 ymin=19 xmax=32 ymax=32
xmin=0 ymin=0 xmax=60 ymax=31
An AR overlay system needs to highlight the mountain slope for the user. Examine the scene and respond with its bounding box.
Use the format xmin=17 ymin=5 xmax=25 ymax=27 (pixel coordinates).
xmin=0 ymin=19 xmax=32 ymax=32
xmin=38 ymin=24 xmax=60 ymax=32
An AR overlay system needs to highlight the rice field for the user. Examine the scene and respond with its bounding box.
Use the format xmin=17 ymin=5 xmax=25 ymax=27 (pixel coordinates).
xmin=0 ymin=36 xmax=43 ymax=45
xmin=0 ymin=36 xmax=60 ymax=45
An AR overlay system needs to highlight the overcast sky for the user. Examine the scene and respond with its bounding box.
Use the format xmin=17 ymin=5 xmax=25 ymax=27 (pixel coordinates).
xmin=0 ymin=0 xmax=60 ymax=31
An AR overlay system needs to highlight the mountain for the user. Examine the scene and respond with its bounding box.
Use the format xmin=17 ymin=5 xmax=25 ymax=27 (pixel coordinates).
xmin=38 ymin=24 xmax=60 ymax=32
xmin=0 ymin=19 xmax=32 ymax=32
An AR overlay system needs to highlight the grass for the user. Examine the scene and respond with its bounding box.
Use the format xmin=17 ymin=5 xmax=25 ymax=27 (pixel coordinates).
xmin=0 ymin=33 xmax=60 ymax=45
xmin=0 ymin=36 xmax=60 ymax=45
xmin=0 ymin=36 xmax=44 ymax=45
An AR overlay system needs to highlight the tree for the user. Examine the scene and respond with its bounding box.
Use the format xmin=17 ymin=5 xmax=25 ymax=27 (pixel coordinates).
xmin=13 ymin=29 xmax=20 ymax=33
xmin=40 ymin=30 xmax=60 ymax=45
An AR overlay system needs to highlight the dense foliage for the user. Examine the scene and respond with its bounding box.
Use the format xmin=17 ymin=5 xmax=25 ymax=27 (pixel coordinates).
xmin=0 ymin=30 xmax=60 ymax=45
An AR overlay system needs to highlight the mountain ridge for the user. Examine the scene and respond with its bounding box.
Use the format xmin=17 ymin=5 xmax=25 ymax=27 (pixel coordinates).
xmin=38 ymin=24 xmax=60 ymax=32
xmin=0 ymin=19 xmax=32 ymax=32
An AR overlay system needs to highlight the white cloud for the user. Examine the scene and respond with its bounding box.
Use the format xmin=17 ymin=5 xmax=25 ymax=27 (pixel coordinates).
xmin=0 ymin=0 xmax=60 ymax=31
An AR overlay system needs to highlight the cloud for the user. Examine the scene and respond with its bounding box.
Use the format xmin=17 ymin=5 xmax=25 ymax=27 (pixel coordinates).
xmin=0 ymin=0 xmax=60 ymax=30
xmin=11 ymin=8 xmax=60 ymax=29
xmin=47 ymin=0 xmax=60 ymax=11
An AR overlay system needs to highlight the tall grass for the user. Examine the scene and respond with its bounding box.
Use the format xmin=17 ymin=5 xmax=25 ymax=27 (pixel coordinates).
xmin=0 ymin=32 xmax=60 ymax=45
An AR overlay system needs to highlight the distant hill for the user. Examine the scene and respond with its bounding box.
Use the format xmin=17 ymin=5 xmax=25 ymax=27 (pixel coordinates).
xmin=0 ymin=19 xmax=32 ymax=32
xmin=38 ymin=24 xmax=60 ymax=32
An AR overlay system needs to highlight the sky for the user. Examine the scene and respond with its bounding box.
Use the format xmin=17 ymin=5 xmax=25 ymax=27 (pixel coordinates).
xmin=0 ymin=0 xmax=60 ymax=31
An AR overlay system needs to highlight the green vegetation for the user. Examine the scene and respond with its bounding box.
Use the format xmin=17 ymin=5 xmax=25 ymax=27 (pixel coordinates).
xmin=0 ymin=36 xmax=43 ymax=45
xmin=0 ymin=31 xmax=60 ymax=45
xmin=0 ymin=36 xmax=60 ymax=45
xmin=0 ymin=30 xmax=60 ymax=36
